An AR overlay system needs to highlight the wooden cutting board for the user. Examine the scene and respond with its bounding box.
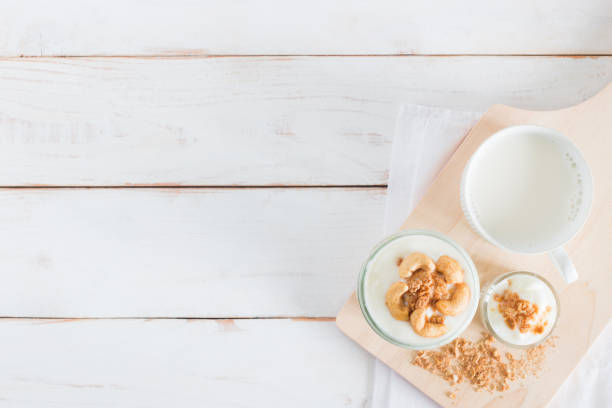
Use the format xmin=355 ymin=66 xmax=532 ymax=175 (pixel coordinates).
xmin=336 ymin=83 xmax=612 ymax=407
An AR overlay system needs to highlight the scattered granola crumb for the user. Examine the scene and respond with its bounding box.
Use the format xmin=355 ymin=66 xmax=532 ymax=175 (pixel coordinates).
xmin=396 ymin=257 xmax=403 ymax=266
xmin=429 ymin=314 xmax=445 ymax=325
xmin=493 ymin=289 xmax=544 ymax=334
xmin=412 ymin=333 xmax=557 ymax=393
xmin=446 ymin=391 xmax=456 ymax=399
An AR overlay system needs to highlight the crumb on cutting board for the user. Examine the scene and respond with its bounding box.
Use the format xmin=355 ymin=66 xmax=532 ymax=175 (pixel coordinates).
xmin=413 ymin=332 xmax=557 ymax=393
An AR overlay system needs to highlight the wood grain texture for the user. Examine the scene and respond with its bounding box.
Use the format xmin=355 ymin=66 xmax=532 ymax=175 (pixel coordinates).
xmin=0 ymin=318 xmax=372 ymax=407
xmin=337 ymin=83 xmax=612 ymax=407
xmin=0 ymin=187 xmax=384 ymax=317
xmin=2 ymin=0 xmax=612 ymax=56
xmin=0 ymin=56 xmax=611 ymax=186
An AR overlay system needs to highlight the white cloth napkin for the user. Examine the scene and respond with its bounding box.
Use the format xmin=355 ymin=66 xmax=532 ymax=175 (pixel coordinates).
xmin=372 ymin=104 xmax=612 ymax=408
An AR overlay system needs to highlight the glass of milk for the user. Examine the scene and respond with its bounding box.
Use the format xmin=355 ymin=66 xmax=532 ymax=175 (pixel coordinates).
xmin=461 ymin=125 xmax=593 ymax=283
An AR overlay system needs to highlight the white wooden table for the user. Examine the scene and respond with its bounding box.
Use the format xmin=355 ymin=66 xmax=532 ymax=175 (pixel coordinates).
xmin=1 ymin=2 xmax=611 ymax=406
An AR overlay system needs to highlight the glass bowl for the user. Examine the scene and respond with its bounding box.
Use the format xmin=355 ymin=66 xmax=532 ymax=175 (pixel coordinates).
xmin=480 ymin=271 xmax=560 ymax=348
xmin=357 ymin=229 xmax=480 ymax=350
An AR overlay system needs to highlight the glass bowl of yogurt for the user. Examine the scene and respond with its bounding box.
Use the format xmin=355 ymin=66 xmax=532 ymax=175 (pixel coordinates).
xmin=357 ymin=230 xmax=480 ymax=350
xmin=480 ymin=271 xmax=559 ymax=348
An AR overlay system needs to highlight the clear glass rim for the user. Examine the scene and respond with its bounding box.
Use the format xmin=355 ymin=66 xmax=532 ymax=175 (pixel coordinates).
xmin=480 ymin=270 xmax=560 ymax=349
xmin=357 ymin=229 xmax=480 ymax=350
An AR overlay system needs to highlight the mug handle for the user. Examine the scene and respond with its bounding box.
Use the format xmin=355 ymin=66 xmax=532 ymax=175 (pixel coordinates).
xmin=548 ymin=247 xmax=578 ymax=283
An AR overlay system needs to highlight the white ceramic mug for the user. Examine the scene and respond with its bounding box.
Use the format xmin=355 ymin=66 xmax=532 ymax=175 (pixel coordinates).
xmin=461 ymin=125 xmax=593 ymax=283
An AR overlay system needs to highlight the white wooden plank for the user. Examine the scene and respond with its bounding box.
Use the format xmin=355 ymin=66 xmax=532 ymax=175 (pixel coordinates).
xmin=0 ymin=56 xmax=611 ymax=186
xmin=2 ymin=0 xmax=612 ymax=56
xmin=0 ymin=187 xmax=385 ymax=317
xmin=0 ymin=318 xmax=372 ymax=407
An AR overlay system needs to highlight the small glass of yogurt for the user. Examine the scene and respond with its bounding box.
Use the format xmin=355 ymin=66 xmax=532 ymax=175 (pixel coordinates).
xmin=480 ymin=271 xmax=560 ymax=348
xmin=357 ymin=229 xmax=480 ymax=350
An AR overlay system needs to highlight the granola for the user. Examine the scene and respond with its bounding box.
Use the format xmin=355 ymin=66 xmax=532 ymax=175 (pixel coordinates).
xmin=493 ymin=289 xmax=546 ymax=334
xmin=412 ymin=332 xmax=557 ymax=393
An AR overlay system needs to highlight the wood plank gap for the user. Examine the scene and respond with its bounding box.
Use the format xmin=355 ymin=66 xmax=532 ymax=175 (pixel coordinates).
xmin=0 ymin=185 xmax=388 ymax=189
xmin=0 ymin=316 xmax=337 ymax=321
xmin=2 ymin=54 xmax=611 ymax=59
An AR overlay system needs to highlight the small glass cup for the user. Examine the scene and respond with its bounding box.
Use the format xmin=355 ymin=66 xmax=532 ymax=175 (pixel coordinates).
xmin=357 ymin=229 xmax=480 ymax=350
xmin=480 ymin=271 xmax=560 ymax=348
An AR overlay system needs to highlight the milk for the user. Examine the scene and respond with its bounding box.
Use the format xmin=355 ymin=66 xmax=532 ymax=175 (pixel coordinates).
xmin=465 ymin=129 xmax=586 ymax=253
xmin=486 ymin=273 xmax=558 ymax=346
xmin=364 ymin=233 xmax=477 ymax=348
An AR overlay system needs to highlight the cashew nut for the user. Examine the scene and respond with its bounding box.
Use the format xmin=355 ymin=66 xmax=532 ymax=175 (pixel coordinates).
xmin=435 ymin=255 xmax=464 ymax=284
xmin=419 ymin=323 xmax=447 ymax=338
xmin=409 ymin=308 xmax=427 ymax=330
xmin=410 ymin=308 xmax=447 ymax=338
xmin=385 ymin=281 xmax=411 ymax=321
xmin=399 ymin=252 xmax=435 ymax=279
xmin=435 ymin=282 xmax=470 ymax=316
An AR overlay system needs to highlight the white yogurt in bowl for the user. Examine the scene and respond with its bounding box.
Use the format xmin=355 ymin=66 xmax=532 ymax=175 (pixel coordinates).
xmin=481 ymin=271 xmax=559 ymax=347
xmin=357 ymin=230 xmax=480 ymax=350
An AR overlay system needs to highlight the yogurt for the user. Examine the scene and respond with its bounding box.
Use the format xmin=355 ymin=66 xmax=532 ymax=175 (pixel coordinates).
xmin=362 ymin=231 xmax=478 ymax=348
xmin=483 ymin=272 xmax=558 ymax=346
